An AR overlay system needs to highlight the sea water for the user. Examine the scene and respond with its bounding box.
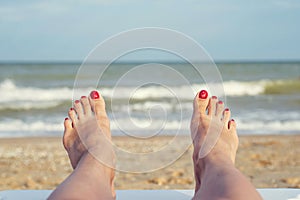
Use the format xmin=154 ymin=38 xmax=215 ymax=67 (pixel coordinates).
xmin=0 ymin=62 xmax=299 ymax=137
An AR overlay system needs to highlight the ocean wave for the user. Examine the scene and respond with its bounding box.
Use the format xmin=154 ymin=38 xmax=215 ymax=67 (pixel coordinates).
xmin=264 ymin=79 xmax=300 ymax=94
xmin=0 ymin=102 xmax=63 ymax=111
xmin=0 ymin=118 xmax=190 ymax=137
xmin=0 ymin=79 xmax=73 ymax=101
xmin=237 ymin=119 xmax=300 ymax=134
xmin=0 ymin=79 xmax=90 ymax=110
xmin=110 ymin=101 xmax=192 ymax=113
xmin=0 ymin=117 xmax=299 ymax=138
xmin=0 ymin=118 xmax=189 ymax=133
xmin=0 ymin=119 xmax=63 ymax=132
xmin=102 ymin=79 xmax=299 ymax=98
xmin=110 ymin=118 xmax=300 ymax=134
xmin=0 ymin=78 xmax=298 ymax=111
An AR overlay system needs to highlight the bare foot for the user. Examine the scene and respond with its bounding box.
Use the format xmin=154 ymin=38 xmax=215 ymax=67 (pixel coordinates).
xmin=190 ymin=90 xmax=239 ymax=193
xmin=63 ymin=90 xmax=115 ymax=196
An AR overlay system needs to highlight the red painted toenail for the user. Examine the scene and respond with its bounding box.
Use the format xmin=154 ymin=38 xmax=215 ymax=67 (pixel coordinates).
xmin=225 ymin=108 xmax=229 ymax=111
xmin=70 ymin=108 xmax=74 ymax=111
xmin=212 ymin=96 xmax=217 ymax=99
xmin=198 ymin=90 xmax=208 ymax=99
xmin=75 ymin=100 xmax=80 ymax=104
xmin=65 ymin=118 xmax=68 ymax=120
xmin=228 ymin=119 xmax=235 ymax=129
xmin=218 ymin=101 xmax=223 ymax=104
xmin=81 ymin=96 xmax=87 ymax=98
xmin=90 ymin=91 xmax=100 ymax=99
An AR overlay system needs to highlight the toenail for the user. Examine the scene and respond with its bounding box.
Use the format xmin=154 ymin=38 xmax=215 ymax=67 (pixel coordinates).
xmin=212 ymin=96 xmax=217 ymax=99
xmin=90 ymin=90 xmax=100 ymax=99
xmin=225 ymin=108 xmax=229 ymax=111
xmin=75 ymin=100 xmax=80 ymax=104
xmin=228 ymin=119 xmax=234 ymax=128
xmin=70 ymin=108 xmax=74 ymax=111
xmin=218 ymin=101 xmax=223 ymax=104
xmin=81 ymin=96 xmax=87 ymax=98
xmin=65 ymin=117 xmax=68 ymax=120
xmin=198 ymin=90 xmax=208 ymax=99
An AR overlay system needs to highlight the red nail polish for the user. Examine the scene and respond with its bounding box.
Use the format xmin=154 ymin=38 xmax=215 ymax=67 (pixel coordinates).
xmin=75 ymin=100 xmax=80 ymax=104
xmin=65 ymin=118 xmax=68 ymax=120
xmin=198 ymin=90 xmax=208 ymax=99
xmin=70 ymin=108 xmax=74 ymax=111
xmin=225 ymin=108 xmax=229 ymax=111
xmin=81 ymin=96 xmax=87 ymax=98
xmin=218 ymin=101 xmax=223 ymax=104
xmin=90 ymin=91 xmax=100 ymax=99
xmin=228 ymin=119 xmax=235 ymax=129
xmin=212 ymin=96 xmax=217 ymax=99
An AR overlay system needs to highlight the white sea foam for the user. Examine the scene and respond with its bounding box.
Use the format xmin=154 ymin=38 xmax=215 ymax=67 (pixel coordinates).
xmin=236 ymin=119 xmax=300 ymax=134
xmin=222 ymin=80 xmax=267 ymax=96
xmin=0 ymin=79 xmax=92 ymax=110
xmin=110 ymin=118 xmax=188 ymax=131
xmin=0 ymin=101 xmax=62 ymax=110
xmin=0 ymin=79 xmax=74 ymax=111
xmin=1 ymin=78 xmax=299 ymax=137
xmin=113 ymin=101 xmax=192 ymax=113
xmin=1 ymin=117 xmax=299 ymax=137
xmin=0 ymin=78 xmax=268 ymax=102
xmin=0 ymin=79 xmax=72 ymax=102
xmin=0 ymin=119 xmax=63 ymax=132
xmin=102 ymin=80 xmax=267 ymax=100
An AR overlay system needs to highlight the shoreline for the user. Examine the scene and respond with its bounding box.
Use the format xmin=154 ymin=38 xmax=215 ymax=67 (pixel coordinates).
xmin=0 ymin=135 xmax=299 ymax=190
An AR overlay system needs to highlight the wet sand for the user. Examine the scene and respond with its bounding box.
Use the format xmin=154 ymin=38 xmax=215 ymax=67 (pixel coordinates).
xmin=0 ymin=135 xmax=299 ymax=190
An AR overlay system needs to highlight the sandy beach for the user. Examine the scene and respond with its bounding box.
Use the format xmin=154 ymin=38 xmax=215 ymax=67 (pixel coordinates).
xmin=0 ymin=135 xmax=299 ymax=191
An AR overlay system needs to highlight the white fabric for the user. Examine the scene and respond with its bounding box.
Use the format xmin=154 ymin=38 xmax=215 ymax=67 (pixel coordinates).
xmin=0 ymin=189 xmax=299 ymax=200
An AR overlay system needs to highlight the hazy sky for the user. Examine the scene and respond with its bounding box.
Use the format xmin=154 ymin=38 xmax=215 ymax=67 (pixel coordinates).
xmin=1 ymin=0 xmax=300 ymax=62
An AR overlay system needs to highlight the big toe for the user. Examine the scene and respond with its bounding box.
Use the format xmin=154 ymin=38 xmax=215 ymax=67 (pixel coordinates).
xmin=89 ymin=90 xmax=110 ymax=134
xmin=194 ymin=90 xmax=209 ymax=116
xmin=89 ymin=90 xmax=107 ymax=116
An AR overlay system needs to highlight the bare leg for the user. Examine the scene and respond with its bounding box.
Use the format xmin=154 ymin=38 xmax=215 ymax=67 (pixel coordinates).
xmin=48 ymin=91 xmax=115 ymax=200
xmin=191 ymin=90 xmax=262 ymax=200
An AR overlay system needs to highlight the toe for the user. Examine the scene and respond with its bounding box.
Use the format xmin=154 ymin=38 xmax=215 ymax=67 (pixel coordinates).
xmin=89 ymin=90 xmax=107 ymax=117
xmin=74 ymin=99 xmax=84 ymax=119
xmin=68 ymin=108 xmax=78 ymax=125
xmin=63 ymin=117 xmax=73 ymax=149
xmin=223 ymin=108 xmax=231 ymax=126
xmin=81 ymin=96 xmax=92 ymax=116
xmin=216 ymin=100 xmax=224 ymax=118
xmin=208 ymin=96 xmax=218 ymax=116
xmin=195 ymin=90 xmax=209 ymax=116
xmin=64 ymin=117 xmax=73 ymax=129
xmin=228 ymin=119 xmax=236 ymax=130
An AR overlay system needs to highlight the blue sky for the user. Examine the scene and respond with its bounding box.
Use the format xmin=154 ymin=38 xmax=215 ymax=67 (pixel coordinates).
xmin=0 ymin=0 xmax=300 ymax=62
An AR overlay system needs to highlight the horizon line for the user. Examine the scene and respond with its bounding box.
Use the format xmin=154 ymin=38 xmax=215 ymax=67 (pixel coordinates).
xmin=0 ymin=59 xmax=300 ymax=65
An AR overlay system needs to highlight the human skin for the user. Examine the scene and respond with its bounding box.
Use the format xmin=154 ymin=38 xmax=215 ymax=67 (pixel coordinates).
xmin=48 ymin=89 xmax=262 ymax=200
xmin=48 ymin=91 xmax=115 ymax=200
xmin=191 ymin=90 xmax=262 ymax=200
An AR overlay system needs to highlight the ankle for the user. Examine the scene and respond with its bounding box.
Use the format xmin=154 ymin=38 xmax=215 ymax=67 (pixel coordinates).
xmin=195 ymin=153 xmax=235 ymax=178
xmin=77 ymin=153 xmax=114 ymax=183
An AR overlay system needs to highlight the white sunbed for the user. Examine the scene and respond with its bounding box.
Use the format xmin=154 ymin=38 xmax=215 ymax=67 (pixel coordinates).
xmin=0 ymin=189 xmax=300 ymax=200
